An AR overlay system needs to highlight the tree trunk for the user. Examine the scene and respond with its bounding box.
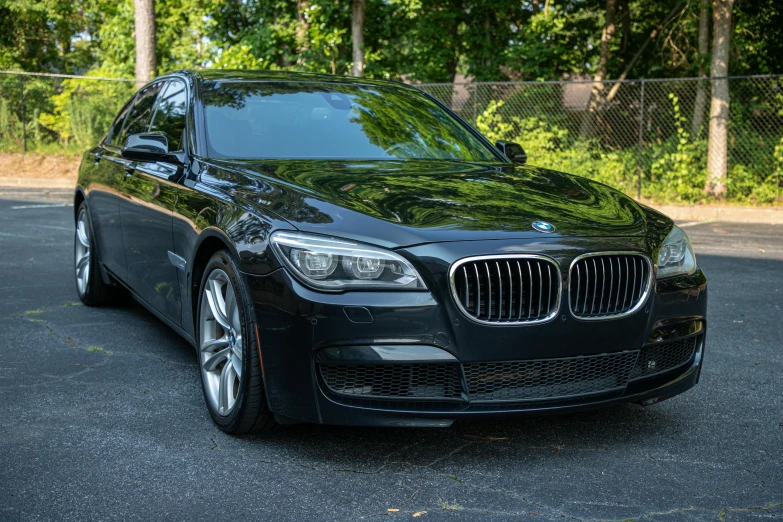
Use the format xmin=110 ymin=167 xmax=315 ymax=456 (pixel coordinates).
xmin=133 ymin=0 xmax=156 ymax=87
xmin=296 ymin=1 xmax=310 ymax=67
xmin=619 ymin=0 xmax=630 ymax=67
xmin=579 ymin=0 xmax=617 ymax=138
xmin=704 ymin=0 xmax=733 ymax=197
xmin=604 ymin=2 xmax=685 ymax=104
xmin=691 ymin=0 xmax=710 ymax=138
xmin=350 ymin=0 xmax=366 ymax=77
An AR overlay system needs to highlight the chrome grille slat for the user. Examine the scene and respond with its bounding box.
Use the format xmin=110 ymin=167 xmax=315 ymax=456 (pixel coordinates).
xmin=582 ymin=260 xmax=589 ymax=314
xmin=614 ymin=257 xmax=622 ymax=312
xmin=496 ymin=262 xmax=503 ymax=319
xmin=546 ymin=265 xmax=552 ymax=314
xmin=451 ymin=255 xmax=561 ymax=325
xmin=569 ymin=253 xmax=651 ymax=320
xmin=526 ymin=261 xmax=533 ymax=319
xmin=598 ymin=258 xmax=605 ymax=314
xmin=462 ymin=266 xmax=469 ymax=308
xmin=474 ymin=263 xmax=480 ymax=317
xmin=516 ymin=261 xmax=523 ymax=321
xmin=623 ymin=257 xmax=630 ymax=309
xmin=537 ymin=263 xmax=543 ymax=318
xmin=590 ymin=258 xmax=598 ymax=314
xmin=607 ymin=258 xmax=614 ymax=314
xmin=506 ymin=261 xmax=513 ymax=319
xmin=485 ymin=262 xmax=492 ymax=320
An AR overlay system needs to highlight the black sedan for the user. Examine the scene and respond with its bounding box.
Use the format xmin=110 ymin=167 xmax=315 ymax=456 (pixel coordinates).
xmin=73 ymin=70 xmax=707 ymax=433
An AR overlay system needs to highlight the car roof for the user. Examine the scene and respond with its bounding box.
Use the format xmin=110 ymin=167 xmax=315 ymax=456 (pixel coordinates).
xmin=163 ymin=69 xmax=418 ymax=91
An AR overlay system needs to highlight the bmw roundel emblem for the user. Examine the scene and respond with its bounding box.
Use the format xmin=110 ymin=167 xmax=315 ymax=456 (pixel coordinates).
xmin=532 ymin=220 xmax=556 ymax=233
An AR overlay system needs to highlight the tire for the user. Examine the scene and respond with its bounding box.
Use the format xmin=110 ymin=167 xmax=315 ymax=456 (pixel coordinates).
xmin=196 ymin=250 xmax=277 ymax=434
xmin=74 ymin=202 xmax=120 ymax=306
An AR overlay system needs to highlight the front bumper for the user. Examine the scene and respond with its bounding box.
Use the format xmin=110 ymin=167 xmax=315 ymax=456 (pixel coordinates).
xmin=246 ymin=237 xmax=707 ymax=427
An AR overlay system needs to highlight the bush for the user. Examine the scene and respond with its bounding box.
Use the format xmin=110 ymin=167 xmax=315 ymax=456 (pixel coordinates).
xmin=38 ymin=73 xmax=135 ymax=150
xmin=475 ymin=97 xmax=781 ymax=205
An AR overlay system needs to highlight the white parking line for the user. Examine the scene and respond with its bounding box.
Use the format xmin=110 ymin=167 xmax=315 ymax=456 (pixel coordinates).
xmin=10 ymin=204 xmax=70 ymax=209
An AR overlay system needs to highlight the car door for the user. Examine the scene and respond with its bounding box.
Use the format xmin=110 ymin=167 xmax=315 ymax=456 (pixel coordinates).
xmin=116 ymin=80 xmax=185 ymax=324
xmin=86 ymin=95 xmax=135 ymax=283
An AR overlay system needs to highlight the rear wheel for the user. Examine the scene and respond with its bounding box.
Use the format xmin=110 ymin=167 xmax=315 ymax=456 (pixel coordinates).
xmin=74 ymin=203 xmax=118 ymax=306
xmin=197 ymin=250 xmax=276 ymax=434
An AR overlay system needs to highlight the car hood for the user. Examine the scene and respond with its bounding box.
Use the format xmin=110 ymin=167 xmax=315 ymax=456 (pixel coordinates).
xmin=213 ymin=159 xmax=670 ymax=248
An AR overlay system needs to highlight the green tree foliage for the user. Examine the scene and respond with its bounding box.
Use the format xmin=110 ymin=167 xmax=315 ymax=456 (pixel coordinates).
xmin=1 ymin=0 xmax=782 ymax=204
xmin=3 ymin=0 xmax=782 ymax=81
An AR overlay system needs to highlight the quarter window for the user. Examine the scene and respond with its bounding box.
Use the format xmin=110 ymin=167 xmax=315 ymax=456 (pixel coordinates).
xmin=117 ymin=81 xmax=164 ymax=147
xmin=105 ymin=97 xmax=134 ymax=146
xmin=148 ymin=80 xmax=188 ymax=152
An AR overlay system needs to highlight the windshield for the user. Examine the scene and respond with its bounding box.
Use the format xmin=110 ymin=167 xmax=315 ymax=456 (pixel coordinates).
xmin=201 ymin=81 xmax=501 ymax=162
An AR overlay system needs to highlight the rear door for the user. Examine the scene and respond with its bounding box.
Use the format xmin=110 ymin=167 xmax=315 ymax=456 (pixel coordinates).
xmin=86 ymin=95 xmax=135 ymax=283
xmin=118 ymin=79 xmax=186 ymax=324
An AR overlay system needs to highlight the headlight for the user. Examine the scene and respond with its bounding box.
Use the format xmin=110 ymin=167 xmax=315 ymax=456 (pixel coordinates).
xmin=270 ymin=231 xmax=427 ymax=290
xmin=657 ymin=226 xmax=697 ymax=279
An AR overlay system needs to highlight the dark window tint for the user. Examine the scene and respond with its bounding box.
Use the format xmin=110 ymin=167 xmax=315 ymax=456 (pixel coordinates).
xmin=149 ymin=80 xmax=187 ymax=151
xmin=201 ymin=81 xmax=500 ymax=162
xmin=106 ymin=97 xmax=134 ymax=146
xmin=117 ymin=82 xmax=164 ymax=146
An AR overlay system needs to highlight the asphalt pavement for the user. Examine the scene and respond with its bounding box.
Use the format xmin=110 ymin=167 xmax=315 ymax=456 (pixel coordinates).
xmin=0 ymin=191 xmax=781 ymax=521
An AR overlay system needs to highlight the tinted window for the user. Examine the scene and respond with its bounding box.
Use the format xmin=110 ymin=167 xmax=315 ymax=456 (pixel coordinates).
xmin=201 ymin=81 xmax=499 ymax=162
xmin=105 ymin=97 xmax=134 ymax=146
xmin=117 ymin=81 xmax=164 ymax=146
xmin=149 ymin=80 xmax=187 ymax=151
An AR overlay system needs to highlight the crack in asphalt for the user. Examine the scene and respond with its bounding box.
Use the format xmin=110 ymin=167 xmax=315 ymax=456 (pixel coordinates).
xmin=347 ymin=502 xmax=783 ymax=521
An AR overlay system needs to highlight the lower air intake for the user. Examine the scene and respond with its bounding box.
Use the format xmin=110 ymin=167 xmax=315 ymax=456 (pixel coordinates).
xmin=631 ymin=335 xmax=699 ymax=379
xmin=319 ymin=363 xmax=462 ymax=401
xmin=463 ymin=351 xmax=639 ymax=402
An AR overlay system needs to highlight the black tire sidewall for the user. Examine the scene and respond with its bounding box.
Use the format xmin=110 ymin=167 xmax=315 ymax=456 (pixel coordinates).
xmin=196 ymin=250 xmax=256 ymax=430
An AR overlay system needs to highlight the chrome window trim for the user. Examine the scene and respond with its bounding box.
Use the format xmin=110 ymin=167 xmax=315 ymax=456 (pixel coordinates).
xmin=448 ymin=254 xmax=562 ymax=327
xmin=567 ymin=251 xmax=653 ymax=321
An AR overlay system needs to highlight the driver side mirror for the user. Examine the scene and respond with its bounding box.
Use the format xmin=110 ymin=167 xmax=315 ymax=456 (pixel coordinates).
xmin=121 ymin=133 xmax=182 ymax=165
xmin=495 ymin=141 xmax=527 ymax=165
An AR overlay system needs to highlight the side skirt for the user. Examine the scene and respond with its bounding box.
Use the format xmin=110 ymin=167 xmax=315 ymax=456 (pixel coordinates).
xmin=104 ymin=265 xmax=197 ymax=349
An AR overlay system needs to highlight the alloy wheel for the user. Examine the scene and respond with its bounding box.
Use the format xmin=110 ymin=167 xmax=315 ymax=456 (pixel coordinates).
xmin=199 ymin=268 xmax=243 ymax=416
xmin=74 ymin=209 xmax=91 ymax=295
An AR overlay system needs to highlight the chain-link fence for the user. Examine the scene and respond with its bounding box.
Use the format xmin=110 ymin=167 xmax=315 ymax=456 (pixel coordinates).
xmin=0 ymin=71 xmax=134 ymax=155
xmin=420 ymin=75 xmax=783 ymax=204
xmin=1 ymin=71 xmax=781 ymax=203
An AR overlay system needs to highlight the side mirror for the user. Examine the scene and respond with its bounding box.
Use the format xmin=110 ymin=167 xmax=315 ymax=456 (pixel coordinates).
xmin=121 ymin=133 xmax=180 ymax=164
xmin=495 ymin=141 xmax=527 ymax=165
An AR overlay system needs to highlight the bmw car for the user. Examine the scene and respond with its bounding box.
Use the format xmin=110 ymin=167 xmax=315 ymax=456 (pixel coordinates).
xmin=73 ymin=70 xmax=707 ymax=433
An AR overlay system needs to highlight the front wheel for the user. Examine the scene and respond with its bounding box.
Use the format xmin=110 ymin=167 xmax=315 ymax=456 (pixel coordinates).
xmin=197 ymin=250 xmax=276 ymax=434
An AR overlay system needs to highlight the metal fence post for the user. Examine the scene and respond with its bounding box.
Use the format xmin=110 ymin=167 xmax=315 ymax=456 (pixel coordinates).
xmin=19 ymin=74 xmax=26 ymax=152
xmin=637 ymin=79 xmax=644 ymax=200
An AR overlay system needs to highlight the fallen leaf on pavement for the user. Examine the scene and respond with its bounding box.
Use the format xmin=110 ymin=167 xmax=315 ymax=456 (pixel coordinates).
xmin=464 ymin=434 xmax=507 ymax=441
xmin=412 ymin=511 xmax=427 ymax=517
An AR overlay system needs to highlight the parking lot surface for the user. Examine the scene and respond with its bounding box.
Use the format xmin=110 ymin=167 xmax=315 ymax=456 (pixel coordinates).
xmin=0 ymin=192 xmax=781 ymax=521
